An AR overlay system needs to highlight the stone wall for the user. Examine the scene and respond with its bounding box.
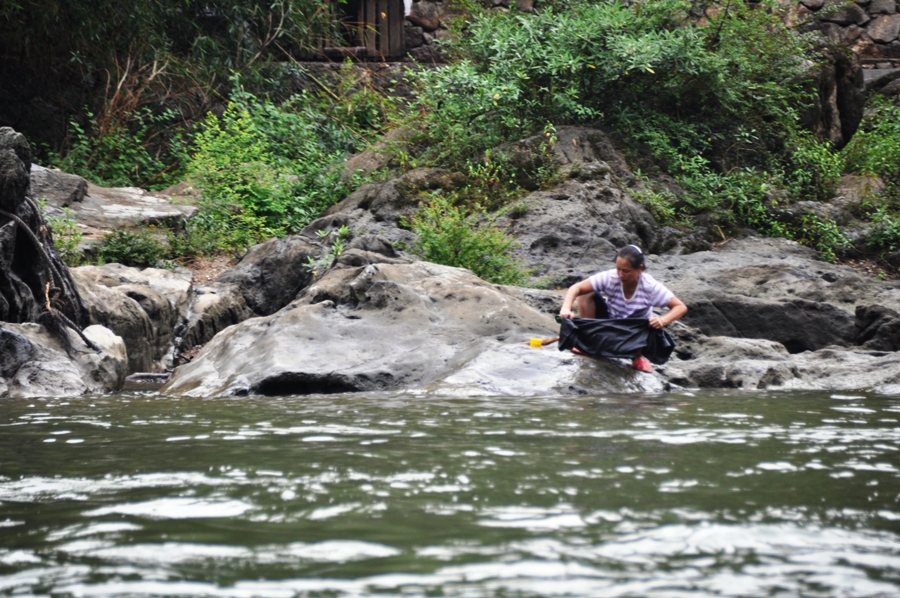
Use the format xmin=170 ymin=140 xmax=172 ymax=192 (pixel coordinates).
xmin=800 ymin=0 xmax=900 ymax=68
xmin=403 ymin=0 xmax=455 ymax=63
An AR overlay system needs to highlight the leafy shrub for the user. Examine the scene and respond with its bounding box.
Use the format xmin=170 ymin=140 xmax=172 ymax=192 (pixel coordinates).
xmin=407 ymin=0 xmax=859 ymax=256
xmin=843 ymin=96 xmax=900 ymax=184
xmin=98 ymin=229 xmax=166 ymax=267
xmin=37 ymin=201 xmax=85 ymax=267
xmin=185 ymin=85 xmax=360 ymax=252
xmin=867 ymin=208 xmax=900 ymax=252
xmin=792 ymin=212 xmax=849 ymax=263
xmin=49 ymin=107 xmax=189 ymax=190
xmin=304 ymin=225 xmax=352 ymax=277
xmin=407 ymin=194 xmax=530 ymax=286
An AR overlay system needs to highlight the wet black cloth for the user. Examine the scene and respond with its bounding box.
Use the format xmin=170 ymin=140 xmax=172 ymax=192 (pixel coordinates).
xmin=558 ymin=317 xmax=676 ymax=365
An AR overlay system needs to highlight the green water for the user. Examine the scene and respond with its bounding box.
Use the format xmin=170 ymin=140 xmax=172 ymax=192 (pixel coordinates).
xmin=0 ymin=390 xmax=899 ymax=597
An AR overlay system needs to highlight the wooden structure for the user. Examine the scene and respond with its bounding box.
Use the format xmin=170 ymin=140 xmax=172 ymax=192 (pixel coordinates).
xmin=319 ymin=0 xmax=406 ymax=60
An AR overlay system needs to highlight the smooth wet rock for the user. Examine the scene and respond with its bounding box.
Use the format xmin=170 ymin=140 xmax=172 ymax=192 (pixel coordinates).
xmin=162 ymin=258 xmax=665 ymax=398
xmin=0 ymin=322 xmax=127 ymax=398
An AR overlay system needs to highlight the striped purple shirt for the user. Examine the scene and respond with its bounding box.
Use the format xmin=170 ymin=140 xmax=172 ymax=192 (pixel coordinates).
xmin=588 ymin=269 xmax=674 ymax=320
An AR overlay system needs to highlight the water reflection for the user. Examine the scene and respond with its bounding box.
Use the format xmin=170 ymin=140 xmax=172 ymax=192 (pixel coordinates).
xmin=0 ymin=391 xmax=898 ymax=596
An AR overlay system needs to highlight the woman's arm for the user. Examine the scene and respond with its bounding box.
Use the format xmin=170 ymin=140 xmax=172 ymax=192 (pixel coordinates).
xmin=649 ymin=296 xmax=687 ymax=329
xmin=559 ymin=279 xmax=595 ymax=319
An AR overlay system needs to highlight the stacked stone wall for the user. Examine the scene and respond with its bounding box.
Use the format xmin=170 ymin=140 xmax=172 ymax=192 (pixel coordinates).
xmin=800 ymin=0 xmax=900 ymax=68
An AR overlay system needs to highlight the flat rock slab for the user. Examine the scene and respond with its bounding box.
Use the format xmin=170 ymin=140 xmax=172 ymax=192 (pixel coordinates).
xmin=68 ymin=183 xmax=198 ymax=243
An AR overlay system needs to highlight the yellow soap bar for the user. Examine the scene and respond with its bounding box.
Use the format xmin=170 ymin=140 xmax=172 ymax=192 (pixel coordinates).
xmin=529 ymin=338 xmax=543 ymax=347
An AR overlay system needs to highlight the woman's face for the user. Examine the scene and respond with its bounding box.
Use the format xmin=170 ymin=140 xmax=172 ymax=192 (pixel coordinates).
xmin=615 ymin=256 xmax=643 ymax=286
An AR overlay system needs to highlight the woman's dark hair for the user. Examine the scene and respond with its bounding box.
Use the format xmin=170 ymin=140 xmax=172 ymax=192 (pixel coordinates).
xmin=616 ymin=245 xmax=645 ymax=269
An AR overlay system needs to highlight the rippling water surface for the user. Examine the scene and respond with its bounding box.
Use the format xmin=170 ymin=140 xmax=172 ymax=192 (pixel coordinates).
xmin=1 ymin=390 xmax=899 ymax=597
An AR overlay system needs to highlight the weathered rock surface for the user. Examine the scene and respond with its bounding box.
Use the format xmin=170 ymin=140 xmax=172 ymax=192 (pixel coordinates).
xmin=178 ymin=282 xmax=254 ymax=352
xmin=650 ymin=237 xmax=900 ymax=351
xmin=800 ymin=45 xmax=865 ymax=148
xmin=65 ymin=182 xmax=198 ymax=247
xmin=162 ymin=235 xmax=900 ymax=397
xmin=321 ymin=127 xmax=672 ymax=288
xmin=162 ymin=257 xmax=667 ymax=397
xmin=0 ymin=323 xmax=127 ymax=398
xmin=71 ymin=264 xmax=192 ymax=372
xmin=658 ymin=322 xmax=900 ymax=392
xmin=29 ymin=164 xmax=88 ymax=207
xmin=216 ymin=235 xmax=320 ymax=316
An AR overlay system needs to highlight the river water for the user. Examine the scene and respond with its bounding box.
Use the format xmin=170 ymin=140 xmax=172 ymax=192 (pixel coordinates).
xmin=1 ymin=390 xmax=899 ymax=597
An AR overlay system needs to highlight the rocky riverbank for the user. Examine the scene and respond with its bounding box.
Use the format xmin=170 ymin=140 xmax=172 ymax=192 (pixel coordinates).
xmin=3 ymin=124 xmax=900 ymax=398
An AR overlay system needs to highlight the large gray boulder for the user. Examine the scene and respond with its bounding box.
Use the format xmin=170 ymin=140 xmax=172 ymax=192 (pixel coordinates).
xmin=162 ymin=254 xmax=666 ymax=397
xmin=0 ymin=323 xmax=127 ymax=398
xmin=216 ymin=235 xmax=321 ymax=316
xmin=29 ymin=164 xmax=88 ymax=207
xmin=177 ymin=282 xmax=254 ymax=352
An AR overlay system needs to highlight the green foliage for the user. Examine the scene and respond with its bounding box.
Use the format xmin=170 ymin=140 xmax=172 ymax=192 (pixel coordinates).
xmin=97 ymin=228 xmax=166 ymax=268
xmin=415 ymin=0 xmax=812 ymax=170
xmin=185 ymin=85 xmax=360 ymax=253
xmin=840 ymin=97 xmax=900 ymax=259
xmin=49 ymin=107 xmax=189 ymax=190
xmin=792 ymin=212 xmax=849 ymax=264
xmin=406 ymin=194 xmax=530 ymax=286
xmin=305 ymin=225 xmax=352 ymax=277
xmin=867 ymin=207 xmax=900 ymax=252
xmin=843 ymin=96 xmax=900 ymax=185
xmin=38 ymin=201 xmax=84 ymax=267
xmin=407 ymin=0 xmax=859 ymax=259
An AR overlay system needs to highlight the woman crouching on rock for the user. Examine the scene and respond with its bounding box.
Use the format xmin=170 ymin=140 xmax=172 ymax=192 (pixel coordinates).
xmin=558 ymin=245 xmax=687 ymax=373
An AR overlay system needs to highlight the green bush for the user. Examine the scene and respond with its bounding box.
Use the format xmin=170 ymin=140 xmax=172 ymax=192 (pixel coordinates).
xmin=407 ymin=194 xmax=530 ymax=286
xmin=867 ymin=207 xmax=900 ymax=252
xmin=843 ymin=96 xmax=900 ymax=184
xmin=49 ymin=107 xmax=189 ymax=190
xmin=184 ymin=85 xmax=362 ymax=253
xmin=37 ymin=201 xmax=85 ymax=267
xmin=98 ymin=229 xmax=166 ymax=268
xmin=406 ymin=0 xmax=859 ymax=255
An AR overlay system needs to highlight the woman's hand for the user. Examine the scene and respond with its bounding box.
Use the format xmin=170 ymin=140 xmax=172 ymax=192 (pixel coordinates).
xmin=649 ymin=315 xmax=667 ymax=329
xmin=559 ymin=308 xmax=575 ymax=320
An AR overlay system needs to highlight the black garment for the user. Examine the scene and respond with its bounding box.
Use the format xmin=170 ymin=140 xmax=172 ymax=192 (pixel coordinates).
xmin=558 ymin=317 xmax=676 ymax=365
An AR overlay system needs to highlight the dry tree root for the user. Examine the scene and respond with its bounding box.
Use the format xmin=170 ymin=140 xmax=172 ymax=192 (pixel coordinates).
xmin=40 ymin=283 xmax=101 ymax=355
xmin=0 ymin=207 xmax=100 ymax=357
